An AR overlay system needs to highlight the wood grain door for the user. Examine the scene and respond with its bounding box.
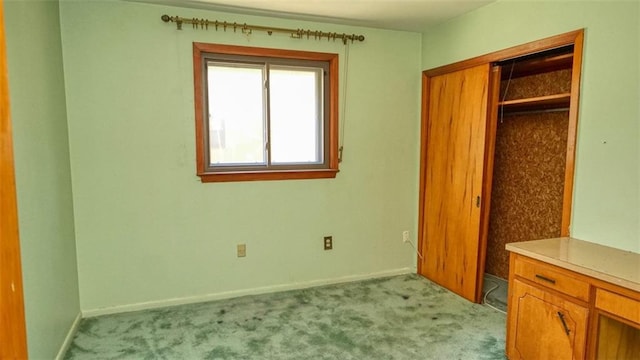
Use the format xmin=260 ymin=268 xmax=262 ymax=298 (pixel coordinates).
xmin=0 ymin=1 xmax=29 ymax=357
xmin=419 ymin=63 xmax=493 ymax=302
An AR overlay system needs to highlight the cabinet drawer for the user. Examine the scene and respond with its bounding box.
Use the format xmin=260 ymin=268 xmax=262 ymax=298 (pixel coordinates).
xmin=595 ymin=289 xmax=640 ymax=324
xmin=513 ymin=256 xmax=590 ymax=301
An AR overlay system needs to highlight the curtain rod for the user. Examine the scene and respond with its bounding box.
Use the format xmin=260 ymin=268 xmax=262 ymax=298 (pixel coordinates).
xmin=160 ymin=15 xmax=365 ymax=44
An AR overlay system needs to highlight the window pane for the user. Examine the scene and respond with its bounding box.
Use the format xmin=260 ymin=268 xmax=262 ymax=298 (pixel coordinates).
xmin=269 ymin=66 xmax=322 ymax=164
xmin=207 ymin=63 xmax=266 ymax=165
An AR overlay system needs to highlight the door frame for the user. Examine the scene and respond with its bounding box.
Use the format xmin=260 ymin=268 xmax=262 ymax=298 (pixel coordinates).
xmin=417 ymin=29 xmax=584 ymax=302
xmin=0 ymin=0 xmax=29 ymax=357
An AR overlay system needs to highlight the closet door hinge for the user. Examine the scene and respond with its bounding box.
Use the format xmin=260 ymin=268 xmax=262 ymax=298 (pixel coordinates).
xmin=476 ymin=196 xmax=481 ymax=208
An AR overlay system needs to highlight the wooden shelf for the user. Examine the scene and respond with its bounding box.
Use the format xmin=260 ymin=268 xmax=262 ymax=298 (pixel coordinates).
xmin=501 ymin=51 xmax=573 ymax=79
xmin=499 ymin=93 xmax=571 ymax=113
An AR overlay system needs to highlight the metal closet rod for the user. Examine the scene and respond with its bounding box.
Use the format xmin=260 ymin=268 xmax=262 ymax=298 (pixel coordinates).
xmin=160 ymin=15 xmax=366 ymax=44
xmin=500 ymin=107 xmax=570 ymax=117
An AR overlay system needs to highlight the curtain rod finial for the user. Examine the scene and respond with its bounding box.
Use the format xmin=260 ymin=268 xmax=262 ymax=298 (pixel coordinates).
xmin=161 ymin=15 xmax=171 ymax=23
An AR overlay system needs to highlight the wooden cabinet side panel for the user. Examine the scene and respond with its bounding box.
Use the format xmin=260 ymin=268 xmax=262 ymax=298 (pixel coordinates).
xmin=506 ymin=254 xmax=520 ymax=358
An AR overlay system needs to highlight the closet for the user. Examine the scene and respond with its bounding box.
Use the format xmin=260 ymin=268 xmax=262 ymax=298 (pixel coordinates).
xmin=418 ymin=30 xmax=583 ymax=303
xmin=487 ymin=46 xmax=575 ymax=280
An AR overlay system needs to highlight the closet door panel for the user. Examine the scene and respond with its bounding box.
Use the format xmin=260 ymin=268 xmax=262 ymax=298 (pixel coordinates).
xmin=420 ymin=64 xmax=490 ymax=302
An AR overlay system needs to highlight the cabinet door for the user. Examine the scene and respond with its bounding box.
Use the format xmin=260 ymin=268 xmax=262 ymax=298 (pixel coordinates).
xmin=507 ymin=279 xmax=588 ymax=360
xmin=419 ymin=63 xmax=492 ymax=302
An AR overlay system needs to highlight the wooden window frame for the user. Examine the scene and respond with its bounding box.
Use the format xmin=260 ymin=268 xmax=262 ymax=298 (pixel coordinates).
xmin=193 ymin=43 xmax=339 ymax=182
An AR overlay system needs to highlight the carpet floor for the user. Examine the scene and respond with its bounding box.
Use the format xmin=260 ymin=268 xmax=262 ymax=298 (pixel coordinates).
xmin=64 ymin=274 xmax=506 ymax=359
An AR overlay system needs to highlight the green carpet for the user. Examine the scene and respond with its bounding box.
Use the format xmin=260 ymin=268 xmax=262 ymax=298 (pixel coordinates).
xmin=64 ymin=274 xmax=506 ymax=359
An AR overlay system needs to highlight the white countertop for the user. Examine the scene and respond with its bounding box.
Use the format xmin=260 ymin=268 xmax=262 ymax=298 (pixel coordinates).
xmin=506 ymin=237 xmax=640 ymax=292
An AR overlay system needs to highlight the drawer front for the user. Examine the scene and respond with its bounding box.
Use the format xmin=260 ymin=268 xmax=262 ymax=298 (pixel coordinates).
xmin=595 ymin=289 xmax=640 ymax=325
xmin=514 ymin=256 xmax=590 ymax=301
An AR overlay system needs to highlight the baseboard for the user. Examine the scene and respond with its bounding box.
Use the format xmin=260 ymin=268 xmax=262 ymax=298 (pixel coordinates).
xmin=82 ymin=267 xmax=413 ymax=318
xmin=55 ymin=312 xmax=82 ymax=360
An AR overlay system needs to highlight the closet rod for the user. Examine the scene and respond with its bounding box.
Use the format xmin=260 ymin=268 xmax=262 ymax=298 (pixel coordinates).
xmin=499 ymin=107 xmax=570 ymax=117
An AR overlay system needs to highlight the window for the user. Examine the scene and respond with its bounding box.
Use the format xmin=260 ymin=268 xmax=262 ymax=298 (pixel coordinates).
xmin=193 ymin=43 xmax=339 ymax=182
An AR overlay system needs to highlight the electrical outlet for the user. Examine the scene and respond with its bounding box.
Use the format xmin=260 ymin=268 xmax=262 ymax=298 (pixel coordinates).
xmin=324 ymin=236 xmax=333 ymax=250
xmin=402 ymin=230 xmax=410 ymax=243
xmin=237 ymin=244 xmax=246 ymax=257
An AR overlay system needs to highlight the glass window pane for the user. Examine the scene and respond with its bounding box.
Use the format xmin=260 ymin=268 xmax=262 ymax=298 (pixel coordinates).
xmin=207 ymin=63 xmax=266 ymax=165
xmin=269 ymin=66 xmax=322 ymax=164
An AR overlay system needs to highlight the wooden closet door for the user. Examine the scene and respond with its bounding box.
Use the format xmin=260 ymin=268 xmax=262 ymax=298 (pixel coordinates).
xmin=420 ymin=63 xmax=491 ymax=302
xmin=0 ymin=1 xmax=29 ymax=358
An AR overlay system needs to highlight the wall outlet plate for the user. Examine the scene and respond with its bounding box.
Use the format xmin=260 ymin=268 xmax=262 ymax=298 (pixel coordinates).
xmin=324 ymin=236 xmax=333 ymax=250
xmin=402 ymin=230 xmax=409 ymax=243
xmin=237 ymin=244 xmax=246 ymax=257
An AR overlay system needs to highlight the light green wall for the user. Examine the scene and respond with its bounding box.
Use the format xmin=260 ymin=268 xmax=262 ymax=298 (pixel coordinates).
xmin=59 ymin=0 xmax=421 ymax=311
xmin=6 ymin=0 xmax=637 ymax=350
xmin=422 ymin=0 xmax=640 ymax=252
xmin=4 ymin=0 xmax=80 ymax=357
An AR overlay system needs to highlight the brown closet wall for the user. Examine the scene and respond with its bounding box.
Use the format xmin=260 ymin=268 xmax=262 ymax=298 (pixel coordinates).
xmin=500 ymin=69 xmax=572 ymax=100
xmin=485 ymin=69 xmax=571 ymax=280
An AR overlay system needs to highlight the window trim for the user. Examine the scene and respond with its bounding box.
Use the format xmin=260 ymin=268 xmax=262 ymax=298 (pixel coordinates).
xmin=193 ymin=42 xmax=339 ymax=182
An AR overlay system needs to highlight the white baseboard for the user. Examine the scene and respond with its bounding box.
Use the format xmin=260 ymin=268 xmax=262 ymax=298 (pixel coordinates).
xmin=82 ymin=267 xmax=413 ymax=318
xmin=55 ymin=312 xmax=82 ymax=360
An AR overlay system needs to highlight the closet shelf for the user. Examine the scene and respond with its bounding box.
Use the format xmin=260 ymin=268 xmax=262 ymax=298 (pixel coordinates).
xmin=501 ymin=53 xmax=573 ymax=79
xmin=499 ymin=93 xmax=571 ymax=113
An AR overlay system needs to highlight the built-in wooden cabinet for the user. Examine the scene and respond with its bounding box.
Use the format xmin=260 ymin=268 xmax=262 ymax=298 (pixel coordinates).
xmin=506 ymin=238 xmax=640 ymax=360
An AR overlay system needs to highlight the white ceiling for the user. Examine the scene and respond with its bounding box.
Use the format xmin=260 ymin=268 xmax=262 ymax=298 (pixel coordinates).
xmin=143 ymin=0 xmax=495 ymax=32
